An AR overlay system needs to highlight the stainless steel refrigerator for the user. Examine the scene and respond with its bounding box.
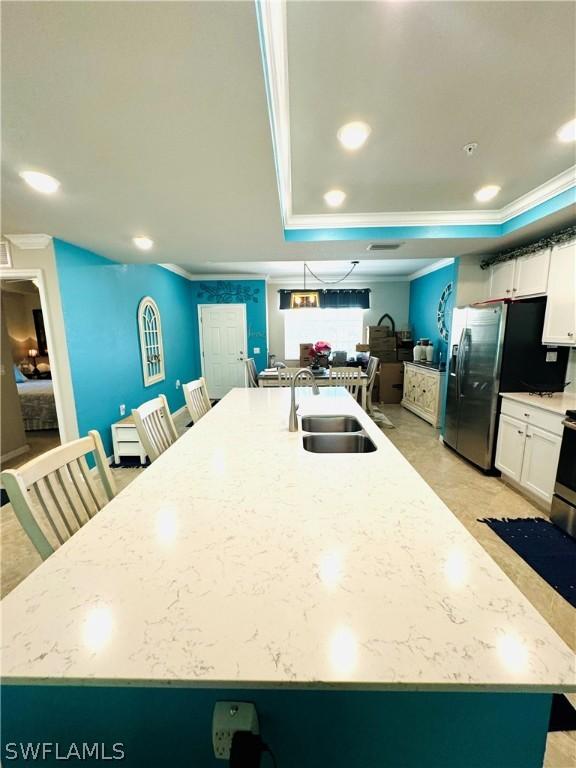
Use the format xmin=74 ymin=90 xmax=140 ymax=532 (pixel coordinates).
xmin=444 ymin=299 xmax=569 ymax=471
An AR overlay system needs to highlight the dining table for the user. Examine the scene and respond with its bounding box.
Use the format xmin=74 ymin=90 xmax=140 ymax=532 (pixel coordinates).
xmin=258 ymin=367 xmax=369 ymax=410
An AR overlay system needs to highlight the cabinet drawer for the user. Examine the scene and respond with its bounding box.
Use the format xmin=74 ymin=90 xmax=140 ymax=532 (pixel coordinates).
xmin=116 ymin=441 xmax=144 ymax=457
xmin=115 ymin=426 xmax=140 ymax=442
xmin=500 ymin=398 xmax=564 ymax=436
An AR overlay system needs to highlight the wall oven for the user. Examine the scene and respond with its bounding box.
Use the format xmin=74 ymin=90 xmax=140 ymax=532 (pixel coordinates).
xmin=550 ymin=409 xmax=576 ymax=539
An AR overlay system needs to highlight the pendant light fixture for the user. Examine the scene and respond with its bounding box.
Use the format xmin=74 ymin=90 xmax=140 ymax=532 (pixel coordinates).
xmin=290 ymin=261 xmax=359 ymax=309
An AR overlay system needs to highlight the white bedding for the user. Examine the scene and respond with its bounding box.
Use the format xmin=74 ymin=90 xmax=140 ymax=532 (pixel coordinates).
xmin=16 ymin=380 xmax=58 ymax=431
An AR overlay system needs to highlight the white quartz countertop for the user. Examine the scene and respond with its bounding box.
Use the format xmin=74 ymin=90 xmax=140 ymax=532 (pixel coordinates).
xmin=500 ymin=391 xmax=576 ymax=417
xmin=2 ymin=388 xmax=574 ymax=691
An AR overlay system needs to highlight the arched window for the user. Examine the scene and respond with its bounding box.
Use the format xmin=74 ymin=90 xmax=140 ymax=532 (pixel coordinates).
xmin=138 ymin=297 xmax=165 ymax=386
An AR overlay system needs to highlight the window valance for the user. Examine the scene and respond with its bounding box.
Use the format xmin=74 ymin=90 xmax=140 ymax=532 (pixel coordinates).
xmin=278 ymin=289 xmax=370 ymax=310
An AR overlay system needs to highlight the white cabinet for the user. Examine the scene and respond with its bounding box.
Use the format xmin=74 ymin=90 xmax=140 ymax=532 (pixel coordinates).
xmin=513 ymin=248 xmax=550 ymax=298
xmin=495 ymin=415 xmax=526 ymax=481
xmin=401 ymin=363 xmax=445 ymax=428
xmin=496 ymin=397 xmax=564 ymax=504
xmin=111 ymin=414 xmax=147 ymax=465
xmin=520 ymin=425 xmax=562 ymax=502
xmin=543 ymin=240 xmax=576 ymax=346
xmin=488 ymin=260 xmax=516 ymax=300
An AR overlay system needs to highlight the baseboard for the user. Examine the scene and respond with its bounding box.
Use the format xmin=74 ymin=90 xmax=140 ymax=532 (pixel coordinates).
xmin=500 ymin=475 xmax=551 ymax=513
xmin=1 ymin=444 xmax=30 ymax=463
xmin=172 ymin=405 xmax=188 ymax=420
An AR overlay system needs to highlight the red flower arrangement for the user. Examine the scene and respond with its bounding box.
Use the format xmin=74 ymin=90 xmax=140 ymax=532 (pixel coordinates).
xmin=311 ymin=340 xmax=332 ymax=368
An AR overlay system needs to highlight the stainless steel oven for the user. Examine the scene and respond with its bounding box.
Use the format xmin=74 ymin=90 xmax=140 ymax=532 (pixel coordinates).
xmin=550 ymin=409 xmax=576 ymax=539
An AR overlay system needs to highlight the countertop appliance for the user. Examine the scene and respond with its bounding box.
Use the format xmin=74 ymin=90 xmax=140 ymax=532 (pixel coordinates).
xmin=550 ymin=409 xmax=576 ymax=539
xmin=444 ymin=299 xmax=569 ymax=471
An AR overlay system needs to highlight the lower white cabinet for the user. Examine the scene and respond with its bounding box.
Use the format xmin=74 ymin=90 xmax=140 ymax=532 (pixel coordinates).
xmin=495 ymin=415 xmax=526 ymax=481
xmin=520 ymin=425 xmax=562 ymax=502
xmin=111 ymin=414 xmax=147 ymax=465
xmin=401 ymin=363 xmax=445 ymax=427
xmin=495 ymin=399 xmax=563 ymax=504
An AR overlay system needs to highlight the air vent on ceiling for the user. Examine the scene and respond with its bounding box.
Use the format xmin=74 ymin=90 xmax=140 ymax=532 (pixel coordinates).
xmin=366 ymin=243 xmax=402 ymax=252
xmin=0 ymin=240 xmax=12 ymax=267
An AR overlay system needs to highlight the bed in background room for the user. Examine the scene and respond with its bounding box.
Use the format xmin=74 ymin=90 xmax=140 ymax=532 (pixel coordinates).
xmin=15 ymin=378 xmax=58 ymax=431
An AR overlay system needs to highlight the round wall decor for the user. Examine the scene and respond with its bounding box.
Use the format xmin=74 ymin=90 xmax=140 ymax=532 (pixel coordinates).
xmin=437 ymin=281 xmax=453 ymax=342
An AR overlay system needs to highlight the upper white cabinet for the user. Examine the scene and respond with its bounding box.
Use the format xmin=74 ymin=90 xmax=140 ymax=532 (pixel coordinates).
xmin=542 ymin=240 xmax=576 ymax=346
xmin=513 ymin=248 xmax=550 ymax=298
xmin=487 ymin=260 xmax=516 ymax=300
xmin=487 ymin=248 xmax=551 ymax=301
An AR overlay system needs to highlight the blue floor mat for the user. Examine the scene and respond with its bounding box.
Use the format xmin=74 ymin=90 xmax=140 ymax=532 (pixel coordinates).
xmin=479 ymin=517 xmax=576 ymax=608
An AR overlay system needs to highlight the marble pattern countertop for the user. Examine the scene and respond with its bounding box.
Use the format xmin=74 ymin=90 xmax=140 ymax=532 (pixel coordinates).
xmin=2 ymin=388 xmax=575 ymax=691
xmin=500 ymin=391 xmax=576 ymax=417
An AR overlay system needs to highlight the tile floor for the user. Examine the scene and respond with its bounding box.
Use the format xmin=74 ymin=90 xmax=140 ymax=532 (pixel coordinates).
xmin=0 ymin=405 xmax=574 ymax=765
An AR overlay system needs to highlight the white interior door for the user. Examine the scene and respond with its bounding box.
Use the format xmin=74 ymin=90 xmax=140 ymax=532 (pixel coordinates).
xmin=199 ymin=304 xmax=247 ymax=399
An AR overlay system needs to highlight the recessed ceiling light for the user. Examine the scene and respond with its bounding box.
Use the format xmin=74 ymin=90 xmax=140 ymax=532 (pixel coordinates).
xmin=474 ymin=185 xmax=501 ymax=203
xmin=557 ymin=118 xmax=576 ymax=143
xmin=337 ymin=121 xmax=371 ymax=151
xmin=19 ymin=170 xmax=60 ymax=195
xmin=132 ymin=236 xmax=154 ymax=251
xmin=324 ymin=189 xmax=346 ymax=207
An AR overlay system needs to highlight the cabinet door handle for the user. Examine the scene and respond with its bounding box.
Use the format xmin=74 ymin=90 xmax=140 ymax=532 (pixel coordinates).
xmin=524 ymin=412 xmax=530 ymax=417
xmin=526 ymin=434 xmax=532 ymax=439
xmin=517 ymin=430 xmax=524 ymax=435
xmin=505 ymin=289 xmax=511 ymax=294
xmin=568 ymin=332 xmax=574 ymax=337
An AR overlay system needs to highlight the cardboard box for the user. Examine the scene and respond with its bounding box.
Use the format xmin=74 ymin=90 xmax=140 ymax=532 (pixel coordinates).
xmin=299 ymin=343 xmax=314 ymax=366
xmin=369 ymin=325 xmax=394 ymax=340
xmin=369 ymin=336 xmax=397 ymax=352
xmin=378 ymin=362 xmax=404 ymax=404
xmin=397 ymin=347 xmax=413 ymax=361
xmin=373 ymin=349 xmax=397 ymax=363
xmin=356 ymin=343 xmax=370 ymax=353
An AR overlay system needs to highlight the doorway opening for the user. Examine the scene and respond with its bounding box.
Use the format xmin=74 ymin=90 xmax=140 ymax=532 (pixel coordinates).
xmin=1 ymin=278 xmax=61 ymax=472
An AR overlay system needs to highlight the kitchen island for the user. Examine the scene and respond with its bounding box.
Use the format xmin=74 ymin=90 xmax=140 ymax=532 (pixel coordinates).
xmin=2 ymin=388 xmax=574 ymax=767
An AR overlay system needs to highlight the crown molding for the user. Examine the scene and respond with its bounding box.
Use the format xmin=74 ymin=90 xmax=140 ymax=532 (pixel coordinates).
xmin=268 ymin=275 xmax=413 ymax=285
xmin=160 ymin=265 xmax=269 ymax=281
xmin=187 ymin=274 xmax=269 ymax=281
xmin=5 ymin=234 xmax=52 ymax=250
xmin=407 ymin=258 xmax=455 ymax=281
xmin=158 ymin=263 xmax=196 ymax=280
xmin=257 ymin=0 xmax=575 ymax=234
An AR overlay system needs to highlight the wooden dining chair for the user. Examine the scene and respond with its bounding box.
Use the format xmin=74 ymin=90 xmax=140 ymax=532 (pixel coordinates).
xmin=245 ymin=358 xmax=259 ymax=388
xmin=132 ymin=394 xmax=178 ymax=462
xmin=329 ymin=366 xmax=362 ymax=398
xmin=0 ymin=430 xmax=116 ymax=560
xmin=183 ymin=377 xmax=212 ymax=424
xmin=277 ymin=367 xmax=304 ymax=386
xmin=365 ymin=355 xmax=380 ymax=414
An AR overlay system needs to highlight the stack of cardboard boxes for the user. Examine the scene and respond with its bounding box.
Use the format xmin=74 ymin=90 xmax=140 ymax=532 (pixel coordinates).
xmin=367 ymin=326 xmax=406 ymax=405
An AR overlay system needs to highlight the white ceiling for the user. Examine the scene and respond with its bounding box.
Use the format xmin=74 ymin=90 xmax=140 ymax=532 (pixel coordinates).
xmin=1 ymin=1 xmax=574 ymax=275
xmin=288 ymin=1 xmax=576 ymax=214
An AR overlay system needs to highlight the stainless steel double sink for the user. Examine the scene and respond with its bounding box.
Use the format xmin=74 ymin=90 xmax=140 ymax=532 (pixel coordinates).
xmin=301 ymin=415 xmax=377 ymax=453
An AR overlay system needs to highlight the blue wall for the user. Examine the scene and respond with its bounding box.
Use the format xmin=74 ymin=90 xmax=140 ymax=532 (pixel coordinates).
xmin=408 ymin=262 xmax=457 ymax=366
xmin=189 ymin=280 xmax=268 ymax=373
xmin=54 ymin=240 xmax=199 ymax=456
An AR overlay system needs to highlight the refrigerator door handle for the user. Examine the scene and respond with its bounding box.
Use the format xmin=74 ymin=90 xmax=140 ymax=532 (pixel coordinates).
xmin=455 ymin=328 xmax=466 ymax=399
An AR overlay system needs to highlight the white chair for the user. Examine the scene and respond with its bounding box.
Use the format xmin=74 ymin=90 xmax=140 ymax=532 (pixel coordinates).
xmin=245 ymin=358 xmax=259 ymax=388
xmin=0 ymin=430 xmax=116 ymax=560
xmin=329 ymin=366 xmax=362 ymax=398
xmin=277 ymin=367 xmax=305 ymax=385
xmin=132 ymin=394 xmax=178 ymax=462
xmin=183 ymin=377 xmax=212 ymax=424
xmin=366 ymin=356 xmax=380 ymax=414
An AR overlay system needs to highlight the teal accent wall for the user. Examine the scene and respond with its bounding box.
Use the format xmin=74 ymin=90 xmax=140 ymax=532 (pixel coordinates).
xmin=189 ymin=280 xmax=268 ymax=373
xmin=54 ymin=240 xmax=199 ymax=456
xmin=409 ymin=262 xmax=457 ymax=365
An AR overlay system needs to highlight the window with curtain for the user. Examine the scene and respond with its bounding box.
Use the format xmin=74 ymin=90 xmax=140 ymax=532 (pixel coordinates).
xmin=138 ymin=296 xmax=165 ymax=386
xmin=283 ymin=308 xmax=365 ymax=359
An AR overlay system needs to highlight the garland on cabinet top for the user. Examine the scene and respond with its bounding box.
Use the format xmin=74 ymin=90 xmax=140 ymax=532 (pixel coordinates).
xmin=480 ymin=224 xmax=576 ymax=270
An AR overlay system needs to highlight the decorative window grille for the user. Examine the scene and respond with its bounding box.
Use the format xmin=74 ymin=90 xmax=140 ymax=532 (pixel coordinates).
xmin=138 ymin=297 xmax=165 ymax=386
